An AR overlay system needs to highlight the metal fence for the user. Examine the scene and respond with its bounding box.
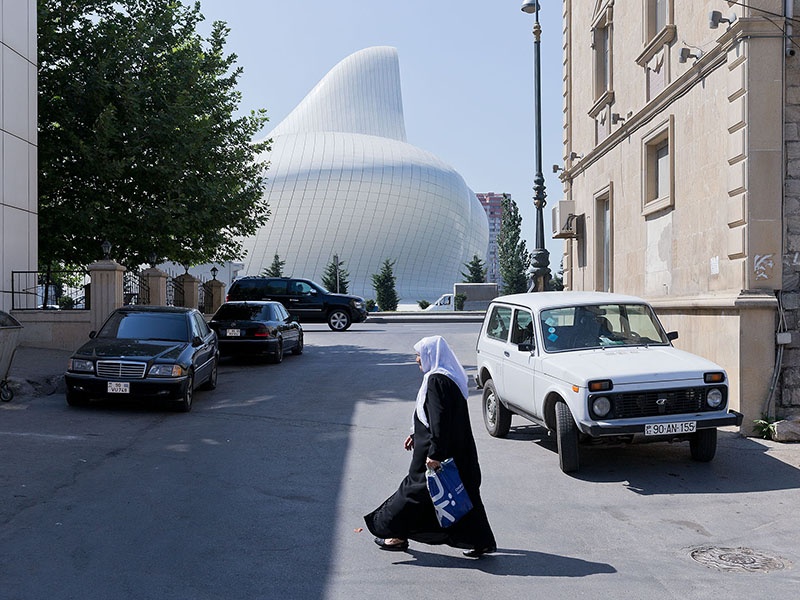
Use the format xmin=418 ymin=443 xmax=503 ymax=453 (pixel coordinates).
xmin=167 ymin=275 xmax=183 ymax=307
xmin=123 ymin=271 xmax=151 ymax=305
xmin=10 ymin=270 xmax=90 ymax=310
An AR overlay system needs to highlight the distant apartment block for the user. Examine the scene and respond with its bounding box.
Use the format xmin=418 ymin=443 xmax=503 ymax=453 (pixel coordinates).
xmin=476 ymin=192 xmax=504 ymax=285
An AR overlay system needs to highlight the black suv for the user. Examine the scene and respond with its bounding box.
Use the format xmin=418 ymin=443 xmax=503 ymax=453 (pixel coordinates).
xmin=226 ymin=277 xmax=368 ymax=331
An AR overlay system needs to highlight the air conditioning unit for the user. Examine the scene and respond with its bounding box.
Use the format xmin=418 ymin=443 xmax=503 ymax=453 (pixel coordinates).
xmin=552 ymin=200 xmax=578 ymax=239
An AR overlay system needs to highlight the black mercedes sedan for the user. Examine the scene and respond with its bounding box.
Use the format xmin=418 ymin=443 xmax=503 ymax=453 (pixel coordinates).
xmin=65 ymin=306 xmax=219 ymax=412
xmin=209 ymin=301 xmax=303 ymax=363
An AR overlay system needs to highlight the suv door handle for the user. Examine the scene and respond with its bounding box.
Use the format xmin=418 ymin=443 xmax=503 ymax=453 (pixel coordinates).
xmin=503 ymin=351 xmax=510 ymax=357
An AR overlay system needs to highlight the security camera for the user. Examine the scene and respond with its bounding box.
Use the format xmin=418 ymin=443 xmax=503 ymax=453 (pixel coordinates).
xmin=709 ymin=10 xmax=736 ymax=29
xmin=679 ymin=47 xmax=702 ymax=63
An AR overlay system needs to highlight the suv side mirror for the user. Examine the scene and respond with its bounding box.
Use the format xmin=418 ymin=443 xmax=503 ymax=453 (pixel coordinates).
xmin=518 ymin=342 xmax=535 ymax=353
xmin=667 ymin=331 xmax=679 ymax=341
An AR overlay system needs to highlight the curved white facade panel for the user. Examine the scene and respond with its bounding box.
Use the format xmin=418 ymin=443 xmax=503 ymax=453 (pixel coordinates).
xmin=241 ymin=47 xmax=489 ymax=301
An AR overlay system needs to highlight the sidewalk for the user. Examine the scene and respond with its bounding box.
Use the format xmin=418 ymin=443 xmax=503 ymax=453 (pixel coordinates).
xmin=5 ymin=345 xmax=71 ymax=399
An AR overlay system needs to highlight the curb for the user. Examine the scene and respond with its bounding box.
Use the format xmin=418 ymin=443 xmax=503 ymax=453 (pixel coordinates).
xmin=366 ymin=311 xmax=486 ymax=324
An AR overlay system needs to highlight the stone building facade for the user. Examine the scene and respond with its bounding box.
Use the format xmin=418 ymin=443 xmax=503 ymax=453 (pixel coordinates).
xmin=559 ymin=0 xmax=800 ymax=432
xmin=0 ymin=0 xmax=38 ymax=313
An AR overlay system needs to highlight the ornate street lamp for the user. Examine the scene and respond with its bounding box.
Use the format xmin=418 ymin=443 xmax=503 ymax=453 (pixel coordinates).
xmin=521 ymin=0 xmax=551 ymax=291
xmin=101 ymin=240 xmax=112 ymax=260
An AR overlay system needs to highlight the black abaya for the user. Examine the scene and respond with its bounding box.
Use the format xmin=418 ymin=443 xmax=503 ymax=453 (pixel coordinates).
xmin=364 ymin=374 xmax=496 ymax=550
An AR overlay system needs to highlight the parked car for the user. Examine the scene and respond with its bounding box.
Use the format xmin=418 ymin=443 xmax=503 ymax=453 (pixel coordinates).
xmin=226 ymin=276 xmax=368 ymax=331
xmin=475 ymin=291 xmax=743 ymax=473
xmin=209 ymin=301 xmax=303 ymax=362
xmin=64 ymin=306 xmax=219 ymax=412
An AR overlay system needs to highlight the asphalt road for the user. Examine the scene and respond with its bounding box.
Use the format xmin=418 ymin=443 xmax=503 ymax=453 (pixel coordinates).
xmin=1 ymin=321 xmax=800 ymax=599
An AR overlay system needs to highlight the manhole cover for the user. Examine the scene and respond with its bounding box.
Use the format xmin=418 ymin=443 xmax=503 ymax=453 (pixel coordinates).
xmin=690 ymin=546 xmax=789 ymax=573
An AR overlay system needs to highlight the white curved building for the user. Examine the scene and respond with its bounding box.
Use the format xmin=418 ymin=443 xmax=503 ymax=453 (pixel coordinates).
xmin=241 ymin=46 xmax=489 ymax=301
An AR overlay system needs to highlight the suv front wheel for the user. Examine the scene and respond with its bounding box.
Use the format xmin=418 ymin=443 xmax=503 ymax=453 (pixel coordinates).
xmin=555 ymin=400 xmax=580 ymax=473
xmin=327 ymin=309 xmax=352 ymax=331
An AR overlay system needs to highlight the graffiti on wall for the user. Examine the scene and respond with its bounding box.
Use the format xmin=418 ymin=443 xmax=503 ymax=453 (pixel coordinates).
xmin=754 ymin=254 xmax=775 ymax=280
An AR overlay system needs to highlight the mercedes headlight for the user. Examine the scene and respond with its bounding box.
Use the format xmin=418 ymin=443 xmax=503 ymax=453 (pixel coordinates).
xmin=149 ymin=364 xmax=185 ymax=377
xmin=68 ymin=358 xmax=94 ymax=373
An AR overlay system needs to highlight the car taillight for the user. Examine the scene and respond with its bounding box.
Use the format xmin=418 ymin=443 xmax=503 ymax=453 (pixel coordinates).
xmin=254 ymin=326 xmax=269 ymax=338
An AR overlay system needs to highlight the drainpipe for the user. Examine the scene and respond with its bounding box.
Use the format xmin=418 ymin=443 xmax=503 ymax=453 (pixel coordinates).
xmin=787 ymin=0 xmax=795 ymax=57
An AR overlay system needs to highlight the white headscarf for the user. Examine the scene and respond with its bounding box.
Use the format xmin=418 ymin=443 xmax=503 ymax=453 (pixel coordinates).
xmin=413 ymin=335 xmax=470 ymax=428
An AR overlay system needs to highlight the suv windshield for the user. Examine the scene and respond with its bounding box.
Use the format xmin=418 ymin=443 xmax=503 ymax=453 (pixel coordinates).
xmin=540 ymin=303 xmax=668 ymax=352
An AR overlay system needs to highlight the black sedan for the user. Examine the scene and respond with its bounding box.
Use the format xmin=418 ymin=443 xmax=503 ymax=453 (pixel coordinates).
xmin=65 ymin=306 xmax=219 ymax=412
xmin=209 ymin=301 xmax=303 ymax=363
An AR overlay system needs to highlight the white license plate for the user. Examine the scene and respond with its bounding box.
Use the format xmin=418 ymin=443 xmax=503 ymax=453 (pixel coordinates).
xmin=645 ymin=421 xmax=696 ymax=436
xmin=107 ymin=382 xmax=130 ymax=394
xmin=226 ymin=329 xmax=241 ymax=337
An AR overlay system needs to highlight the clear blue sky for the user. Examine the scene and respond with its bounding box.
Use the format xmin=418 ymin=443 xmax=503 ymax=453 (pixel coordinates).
xmin=197 ymin=0 xmax=565 ymax=267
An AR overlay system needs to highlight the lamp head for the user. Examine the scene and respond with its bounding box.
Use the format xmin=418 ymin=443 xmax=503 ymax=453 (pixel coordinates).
xmin=101 ymin=240 xmax=112 ymax=260
xmin=210 ymin=266 xmax=218 ymax=280
xmin=521 ymin=1 xmax=539 ymax=14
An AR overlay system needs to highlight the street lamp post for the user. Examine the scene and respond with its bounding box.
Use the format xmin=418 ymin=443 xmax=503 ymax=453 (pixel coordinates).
xmin=333 ymin=254 xmax=340 ymax=293
xmin=521 ymin=0 xmax=551 ymax=292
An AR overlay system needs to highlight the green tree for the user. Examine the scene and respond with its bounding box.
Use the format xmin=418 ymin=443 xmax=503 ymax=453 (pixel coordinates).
xmin=461 ymin=254 xmax=487 ymax=283
xmin=321 ymin=256 xmax=350 ymax=293
xmin=549 ymin=260 xmax=565 ymax=291
xmin=262 ymin=254 xmax=285 ymax=277
xmin=497 ymin=194 xmax=531 ymax=294
xmin=372 ymin=259 xmax=399 ymax=312
xmin=38 ymin=0 xmax=271 ymax=269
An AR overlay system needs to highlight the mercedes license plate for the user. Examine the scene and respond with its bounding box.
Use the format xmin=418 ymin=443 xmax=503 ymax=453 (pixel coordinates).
xmin=645 ymin=421 xmax=696 ymax=436
xmin=107 ymin=382 xmax=130 ymax=394
xmin=226 ymin=329 xmax=241 ymax=337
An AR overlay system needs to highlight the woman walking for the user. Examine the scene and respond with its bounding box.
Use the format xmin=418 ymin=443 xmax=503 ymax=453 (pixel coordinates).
xmin=364 ymin=335 xmax=496 ymax=557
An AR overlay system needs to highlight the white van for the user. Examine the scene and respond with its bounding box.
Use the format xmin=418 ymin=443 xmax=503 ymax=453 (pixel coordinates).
xmin=424 ymin=294 xmax=454 ymax=311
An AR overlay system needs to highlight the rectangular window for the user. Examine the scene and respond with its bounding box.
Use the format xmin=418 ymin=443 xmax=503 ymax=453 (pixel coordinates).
xmin=511 ymin=310 xmax=534 ymax=346
xmin=655 ymin=140 xmax=669 ymax=199
xmin=654 ymin=0 xmax=667 ymax=32
xmin=642 ymin=116 xmax=675 ymax=215
xmin=594 ymin=25 xmax=610 ymax=101
xmin=595 ymin=186 xmax=613 ymax=292
xmin=486 ymin=306 xmax=512 ymax=341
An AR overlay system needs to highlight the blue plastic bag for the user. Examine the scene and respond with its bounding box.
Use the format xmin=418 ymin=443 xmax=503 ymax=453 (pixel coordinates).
xmin=426 ymin=458 xmax=473 ymax=527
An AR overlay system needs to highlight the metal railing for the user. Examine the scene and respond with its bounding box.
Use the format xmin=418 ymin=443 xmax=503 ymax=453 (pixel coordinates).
xmin=123 ymin=271 xmax=151 ymax=305
xmin=167 ymin=275 xmax=183 ymax=307
xmin=10 ymin=270 xmax=90 ymax=310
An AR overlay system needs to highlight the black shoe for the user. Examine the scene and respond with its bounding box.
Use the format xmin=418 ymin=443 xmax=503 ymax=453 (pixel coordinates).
xmin=463 ymin=545 xmax=496 ymax=558
xmin=374 ymin=537 xmax=409 ymax=551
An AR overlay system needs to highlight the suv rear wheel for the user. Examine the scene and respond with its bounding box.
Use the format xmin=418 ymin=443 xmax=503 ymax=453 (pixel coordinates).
xmin=482 ymin=380 xmax=511 ymax=438
xmin=327 ymin=309 xmax=352 ymax=331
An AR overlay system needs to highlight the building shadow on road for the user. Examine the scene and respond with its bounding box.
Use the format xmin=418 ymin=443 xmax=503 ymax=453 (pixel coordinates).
xmin=391 ymin=547 xmax=616 ymax=577
xmin=502 ymin=425 xmax=800 ymax=495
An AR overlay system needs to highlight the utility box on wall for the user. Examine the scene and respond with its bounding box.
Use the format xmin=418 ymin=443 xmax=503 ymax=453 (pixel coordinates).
xmin=552 ymin=200 xmax=578 ymax=239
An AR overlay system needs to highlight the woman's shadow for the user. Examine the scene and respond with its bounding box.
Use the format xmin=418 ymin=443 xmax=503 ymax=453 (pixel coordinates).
xmin=392 ymin=547 xmax=616 ymax=577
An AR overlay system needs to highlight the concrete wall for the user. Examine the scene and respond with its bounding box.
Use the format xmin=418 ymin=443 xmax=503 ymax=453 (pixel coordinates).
xmin=0 ymin=0 xmax=37 ymax=313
